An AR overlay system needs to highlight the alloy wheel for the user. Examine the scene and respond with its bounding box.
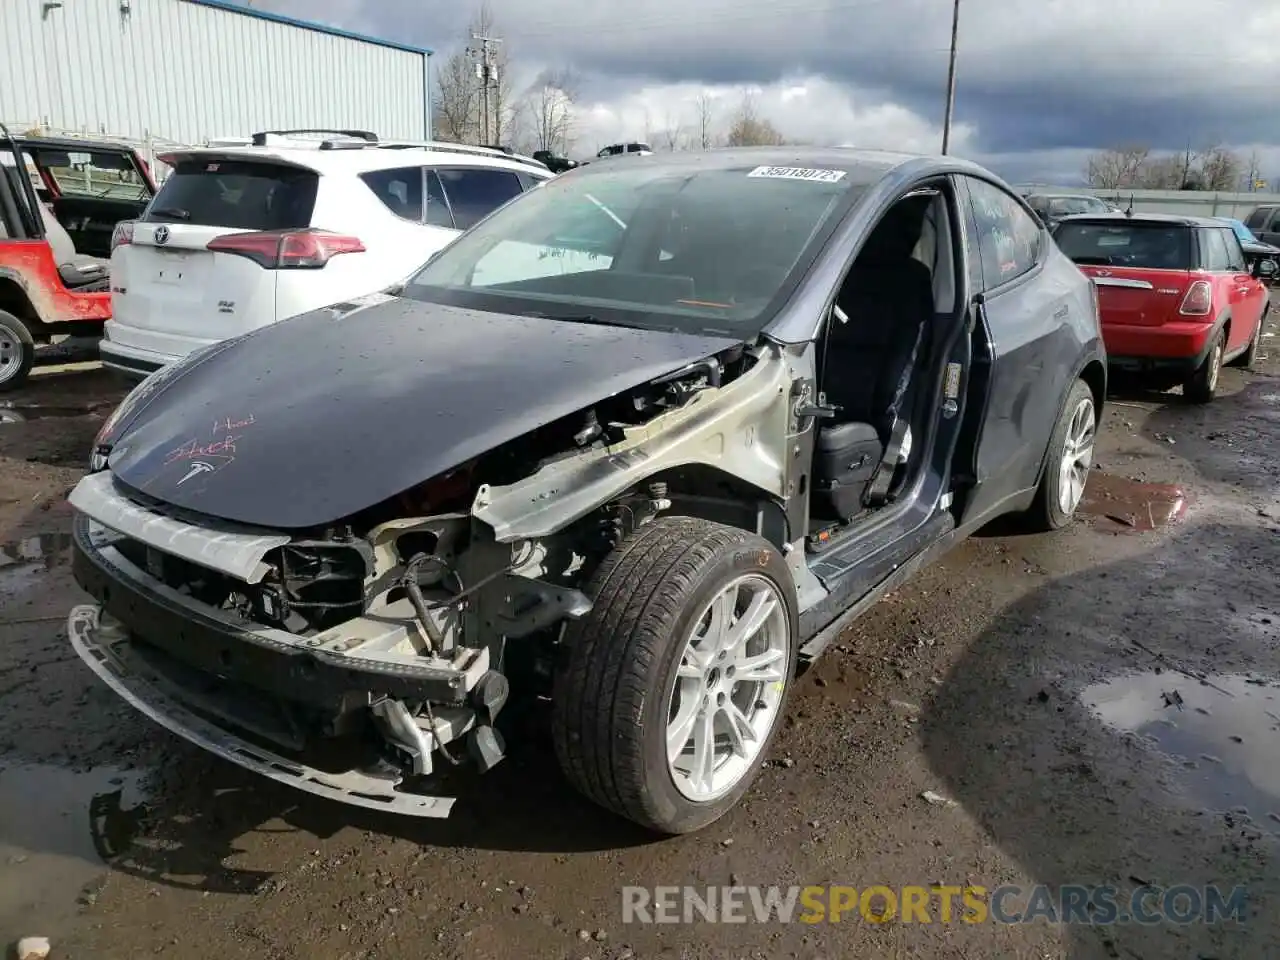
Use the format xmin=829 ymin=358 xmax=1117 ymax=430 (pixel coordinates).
xmin=1057 ymin=395 xmax=1096 ymax=516
xmin=666 ymin=574 xmax=790 ymax=803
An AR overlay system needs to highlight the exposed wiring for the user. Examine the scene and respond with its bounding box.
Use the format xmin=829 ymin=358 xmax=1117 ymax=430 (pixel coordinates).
xmin=422 ymin=700 xmax=462 ymax=766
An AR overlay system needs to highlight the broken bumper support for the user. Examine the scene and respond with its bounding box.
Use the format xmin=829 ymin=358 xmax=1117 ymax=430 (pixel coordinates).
xmin=68 ymin=604 xmax=458 ymax=818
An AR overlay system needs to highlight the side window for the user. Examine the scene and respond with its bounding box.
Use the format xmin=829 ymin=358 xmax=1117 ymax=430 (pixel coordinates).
xmin=1199 ymin=228 xmax=1231 ymax=271
xmin=1244 ymin=207 xmax=1268 ymax=229
xmin=434 ymin=167 xmax=523 ymax=230
xmin=964 ymin=176 xmax=1042 ymax=291
xmin=1269 ymin=209 xmax=1280 ymax=232
xmin=424 ymin=169 xmax=453 ymax=228
xmin=36 ymin=149 xmax=149 ymax=202
xmin=1220 ymin=229 xmax=1246 ymax=272
xmin=360 ymin=167 xmax=423 ymax=222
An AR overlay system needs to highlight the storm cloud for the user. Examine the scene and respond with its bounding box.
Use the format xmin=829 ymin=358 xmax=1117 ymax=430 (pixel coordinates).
xmin=249 ymin=0 xmax=1280 ymax=183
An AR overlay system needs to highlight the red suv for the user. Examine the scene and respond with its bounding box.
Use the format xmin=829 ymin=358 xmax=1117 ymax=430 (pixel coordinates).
xmin=1053 ymin=213 xmax=1274 ymax=402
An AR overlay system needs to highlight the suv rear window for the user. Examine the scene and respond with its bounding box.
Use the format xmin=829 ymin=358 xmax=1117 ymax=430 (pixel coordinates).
xmin=143 ymin=159 xmax=318 ymax=230
xmin=1054 ymin=221 xmax=1192 ymax=270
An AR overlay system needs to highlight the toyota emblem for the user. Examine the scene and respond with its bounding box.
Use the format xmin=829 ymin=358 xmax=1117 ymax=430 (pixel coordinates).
xmin=154 ymin=225 xmax=170 ymax=245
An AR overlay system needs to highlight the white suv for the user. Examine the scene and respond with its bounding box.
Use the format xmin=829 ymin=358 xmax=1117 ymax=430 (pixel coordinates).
xmin=101 ymin=130 xmax=553 ymax=381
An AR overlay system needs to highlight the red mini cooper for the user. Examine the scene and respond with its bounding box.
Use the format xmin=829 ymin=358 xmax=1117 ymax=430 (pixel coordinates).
xmin=1053 ymin=212 xmax=1274 ymax=402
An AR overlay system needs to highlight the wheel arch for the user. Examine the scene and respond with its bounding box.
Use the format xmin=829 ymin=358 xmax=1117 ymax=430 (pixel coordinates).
xmin=0 ymin=269 xmax=51 ymax=340
xmin=1031 ymin=354 xmax=1104 ymax=489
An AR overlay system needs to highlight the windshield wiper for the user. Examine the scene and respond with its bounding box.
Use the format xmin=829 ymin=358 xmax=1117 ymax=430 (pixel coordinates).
xmin=522 ymin=311 xmax=655 ymax=332
xmin=149 ymin=207 xmax=191 ymax=220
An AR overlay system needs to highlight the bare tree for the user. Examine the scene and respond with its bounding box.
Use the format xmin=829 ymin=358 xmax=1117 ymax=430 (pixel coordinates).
xmin=1084 ymin=145 xmax=1151 ymax=189
xmin=694 ymin=92 xmax=715 ymax=150
xmin=725 ymin=92 xmax=785 ymax=147
xmin=659 ymin=112 xmax=684 ymax=151
xmin=522 ymin=67 xmax=578 ymax=154
xmin=1242 ymin=150 xmax=1263 ymax=191
xmin=1193 ymin=145 xmax=1242 ymax=192
xmin=432 ymin=48 xmax=479 ymax=142
xmin=1085 ymin=142 xmax=1247 ymax=192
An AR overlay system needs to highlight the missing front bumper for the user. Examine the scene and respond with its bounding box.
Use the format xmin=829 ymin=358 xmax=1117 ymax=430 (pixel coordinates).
xmin=67 ymin=603 xmax=459 ymax=818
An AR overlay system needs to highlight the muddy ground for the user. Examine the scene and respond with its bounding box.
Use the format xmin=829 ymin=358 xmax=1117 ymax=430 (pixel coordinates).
xmin=1 ymin=313 xmax=1278 ymax=960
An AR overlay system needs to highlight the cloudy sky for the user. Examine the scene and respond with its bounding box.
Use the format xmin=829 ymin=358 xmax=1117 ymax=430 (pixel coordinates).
xmin=242 ymin=0 xmax=1280 ymax=185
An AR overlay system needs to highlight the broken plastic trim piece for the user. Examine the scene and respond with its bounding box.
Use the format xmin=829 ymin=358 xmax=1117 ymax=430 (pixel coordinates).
xmin=67 ymin=604 xmax=457 ymax=818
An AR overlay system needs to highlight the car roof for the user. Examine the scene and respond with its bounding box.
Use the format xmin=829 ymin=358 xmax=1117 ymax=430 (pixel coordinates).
xmin=564 ymin=145 xmax=972 ymax=184
xmin=156 ymin=143 xmax=550 ymax=177
xmin=1055 ymin=211 xmax=1229 ymax=228
xmin=14 ymin=135 xmax=140 ymax=154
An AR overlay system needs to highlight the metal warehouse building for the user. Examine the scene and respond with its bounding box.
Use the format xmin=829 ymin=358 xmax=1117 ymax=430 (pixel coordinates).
xmin=0 ymin=0 xmax=432 ymax=152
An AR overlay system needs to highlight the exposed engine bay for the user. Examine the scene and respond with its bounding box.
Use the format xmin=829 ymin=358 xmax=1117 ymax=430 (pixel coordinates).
xmin=67 ymin=338 xmax=800 ymax=814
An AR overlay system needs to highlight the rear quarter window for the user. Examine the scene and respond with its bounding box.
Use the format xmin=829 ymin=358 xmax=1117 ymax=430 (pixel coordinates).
xmin=144 ymin=159 xmax=318 ymax=230
xmin=1054 ymin=222 xmax=1192 ymax=270
xmin=435 ymin=167 xmax=525 ymax=230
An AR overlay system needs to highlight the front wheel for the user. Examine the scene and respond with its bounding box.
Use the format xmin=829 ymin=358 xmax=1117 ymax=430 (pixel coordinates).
xmin=0 ymin=310 xmax=35 ymax=393
xmin=1183 ymin=329 xmax=1224 ymax=403
xmin=1025 ymin=378 xmax=1096 ymax=532
xmin=552 ymin=516 xmax=798 ymax=834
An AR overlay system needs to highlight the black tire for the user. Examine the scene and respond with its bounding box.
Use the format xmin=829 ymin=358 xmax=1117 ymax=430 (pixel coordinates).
xmin=1024 ymin=378 xmax=1097 ymax=532
xmin=0 ymin=309 xmax=35 ymax=393
xmin=552 ymin=515 xmax=799 ymax=835
xmin=1231 ymin=306 xmax=1265 ymax=370
xmin=1183 ymin=329 xmax=1225 ymax=403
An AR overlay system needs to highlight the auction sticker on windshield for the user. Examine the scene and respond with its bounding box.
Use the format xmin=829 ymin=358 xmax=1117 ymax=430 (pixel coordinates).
xmin=748 ymin=166 xmax=847 ymax=183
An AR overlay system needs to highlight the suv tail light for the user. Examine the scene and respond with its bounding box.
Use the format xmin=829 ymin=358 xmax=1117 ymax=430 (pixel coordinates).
xmin=111 ymin=220 xmax=134 ymax=252
xmin=1178 ymin=280 xmax=1213 ymax=316
xmin=1088 ymin=278 xmax=1100 ymax=326
xmin=206 ymin=229 xmax=366 ymax=269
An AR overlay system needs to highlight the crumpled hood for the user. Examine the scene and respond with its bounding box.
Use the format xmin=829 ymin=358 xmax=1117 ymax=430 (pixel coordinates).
xmin=103 ymin=296 xmax=741 ymax=530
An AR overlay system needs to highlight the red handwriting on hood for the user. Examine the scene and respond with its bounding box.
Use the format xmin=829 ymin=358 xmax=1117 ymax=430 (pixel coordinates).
xmin=212 ymin=414 xmax=255 ymax=434
xmin=165 ymin=435 xmax=238 ymax=465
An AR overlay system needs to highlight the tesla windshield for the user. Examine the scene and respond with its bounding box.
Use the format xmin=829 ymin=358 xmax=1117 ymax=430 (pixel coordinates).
xmin=404 ymin=162 xmax=864 ymax=335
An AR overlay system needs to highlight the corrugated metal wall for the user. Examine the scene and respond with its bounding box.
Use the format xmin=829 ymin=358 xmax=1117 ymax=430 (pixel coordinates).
xmin=0 ymin=0 xmax=430 ymax=146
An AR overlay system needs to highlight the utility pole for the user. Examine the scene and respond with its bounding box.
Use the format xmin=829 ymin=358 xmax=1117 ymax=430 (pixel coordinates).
xmin=941 ymin=0 xmax=960 ymax=154
xmin=468 ymin=34 xmax=502 ymax=145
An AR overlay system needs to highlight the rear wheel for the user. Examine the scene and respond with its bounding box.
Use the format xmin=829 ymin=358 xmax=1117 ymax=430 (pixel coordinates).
xmin=1231 ymin=307 xmax=1265 ymax=370
xmin=0 ymin=310 xmax=35 ymax=393
xmin=1025 ymin=378 xmax=1096 ymax=532
xmin=1183 ymin=329 xmax=1224 ymax=403
xmin=552 ymin=516 xmax=798 ymax=834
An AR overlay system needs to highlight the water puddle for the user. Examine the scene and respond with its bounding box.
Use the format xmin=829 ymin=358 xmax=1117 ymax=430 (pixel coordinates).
xmin=0 ymin=763 xmax=150 ymax=934
xmin=0 ymin=533 xmax=73 ymax=599
xmin=1082 ymin=671 xmax=1280 ymax=824
xmin=0 ymin=401 xmax=106 ymax=426
xmin=1079 ymin=472 xmax=1188 ymax=533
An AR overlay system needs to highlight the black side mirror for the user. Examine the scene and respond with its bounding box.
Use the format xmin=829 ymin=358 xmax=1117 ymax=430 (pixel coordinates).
xmin=1256 ymin=258 xmax=1278 ymax=279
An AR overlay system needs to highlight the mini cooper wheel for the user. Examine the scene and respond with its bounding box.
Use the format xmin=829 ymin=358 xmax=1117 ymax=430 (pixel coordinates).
xmin=552 ymin=516 xmax=798 ymax=834
xmin=1231 ymin=307 xmax=1265 ymax=371
xmin=0 ymin=310 xmax=35 ymax=393
xmin=1184 ymin=329 xmax=1224 ymax=404
xmin=1027 ymin=378 xmax=1096 ymax=532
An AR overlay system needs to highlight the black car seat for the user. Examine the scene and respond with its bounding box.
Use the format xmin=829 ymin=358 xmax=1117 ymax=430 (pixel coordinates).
xmin=813 ymin=196 xmax=935 ymax=517
xmin=38 ymin=201 xmax=111 ymax=289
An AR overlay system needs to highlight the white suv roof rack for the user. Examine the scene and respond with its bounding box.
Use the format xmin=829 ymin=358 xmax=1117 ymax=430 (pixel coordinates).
xmin=242 ymin=130 xmax=551 ymax=171
xmin=377 ymin=139 xmax=548 ymax=171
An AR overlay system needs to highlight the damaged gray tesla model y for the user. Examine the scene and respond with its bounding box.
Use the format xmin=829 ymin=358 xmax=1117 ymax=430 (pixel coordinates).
xmin=66 ymin=147 xmax=1105 ymax=834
